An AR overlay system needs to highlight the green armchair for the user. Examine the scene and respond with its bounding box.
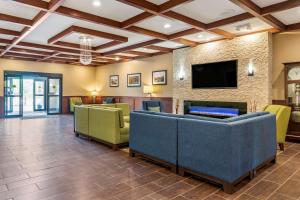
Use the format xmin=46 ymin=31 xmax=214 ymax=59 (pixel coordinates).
xmin=74 ymin=104 xmax=130 ymax=149
xmin=70 ymin=97 xmax=83 ymax=113
xmin=264 ymin=105 xmax=291 ymax=150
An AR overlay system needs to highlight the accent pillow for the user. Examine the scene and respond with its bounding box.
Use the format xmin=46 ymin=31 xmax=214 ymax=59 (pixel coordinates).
xmin=148 ymin=106 xmax=160 ymax=112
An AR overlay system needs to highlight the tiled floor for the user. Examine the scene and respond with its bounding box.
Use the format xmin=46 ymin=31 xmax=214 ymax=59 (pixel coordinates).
xmin=0 ymin=115 xmax=300 ymax=200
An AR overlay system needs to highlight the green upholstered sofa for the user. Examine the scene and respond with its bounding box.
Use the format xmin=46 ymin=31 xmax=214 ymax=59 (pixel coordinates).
xmin=74 ymin=103 xmax=130 ymax=149
xmin=264 ymin=105 xmax=291 ymax=151
xmin=70 ymin=97 xmax=83 ymax=113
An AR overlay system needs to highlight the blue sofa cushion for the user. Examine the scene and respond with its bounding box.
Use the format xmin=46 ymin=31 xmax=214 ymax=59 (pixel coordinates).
xmin=130 ymin=112 xmax=178 ymax=164
xmin=226 ymin=112 xmax=269 ymax=122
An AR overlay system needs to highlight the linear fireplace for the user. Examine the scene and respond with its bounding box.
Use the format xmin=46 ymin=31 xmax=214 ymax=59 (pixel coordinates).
xmin=184 ymin=100 xmax=247 ymax=118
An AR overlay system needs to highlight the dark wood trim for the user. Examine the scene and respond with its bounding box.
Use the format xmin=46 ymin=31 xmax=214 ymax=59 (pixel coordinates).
xmin=129 ymin=149 xmax=177 ymax=173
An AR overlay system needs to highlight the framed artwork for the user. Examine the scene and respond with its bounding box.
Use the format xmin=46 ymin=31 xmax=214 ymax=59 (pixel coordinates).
xmin=109 ymin=75 xmax=119 ymax=87
xmin=127 ymin=73 xmax=141 ymax=87
xmin=152 ymin=70 xmax=167 ymax=85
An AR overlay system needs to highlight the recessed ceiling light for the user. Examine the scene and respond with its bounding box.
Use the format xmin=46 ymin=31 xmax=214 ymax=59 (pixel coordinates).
xmin=164 ymin=23 xmax=171 ymax=29
xmin=93 ymin=0 xmax=101 ymax=7
xmin=197 ymin=34 xmax=203 ymax=38
xmin=115 ymin=56 xmax=120 ymax=61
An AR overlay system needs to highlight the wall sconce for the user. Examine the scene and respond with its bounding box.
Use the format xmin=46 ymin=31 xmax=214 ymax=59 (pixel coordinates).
xmin=179 ymin=68 xmax=185 ymax=80
xmin=248 ymin=59 xmax=254 ymax=76
xmin=91 ymin=90 xmax=98 ymax=103
xmin=143 ymin=85 xmax=153 ymax=97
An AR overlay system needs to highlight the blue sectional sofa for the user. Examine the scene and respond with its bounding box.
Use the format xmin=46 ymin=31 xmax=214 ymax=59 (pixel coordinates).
xmin=129 ymin=111 xmax=277 ymax=194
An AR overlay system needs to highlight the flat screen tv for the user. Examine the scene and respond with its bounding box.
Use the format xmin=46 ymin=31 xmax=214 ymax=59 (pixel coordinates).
xmin=192 ymin=60 xmax=237 ymax=88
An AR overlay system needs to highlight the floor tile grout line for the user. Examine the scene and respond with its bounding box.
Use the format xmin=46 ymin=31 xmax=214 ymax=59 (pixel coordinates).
xmin=264 ymin=167 xmax=300 ymax=200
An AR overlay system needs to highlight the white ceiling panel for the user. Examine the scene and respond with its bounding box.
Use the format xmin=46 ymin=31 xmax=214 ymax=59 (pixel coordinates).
xmin=173 ymin=0 xmax=245 ymax=24
xmin=251 ymin=0 xmax=286 ymax=7
xmin=220 ymin=18 xmax=272 ymax=35
xmin=147 ymin=0 xmax=168 ymax=5
xmin=23 ymin=14 xmax=153 ymax=45
xmin=0 ymin=0 xmax=40 ymax=19
xmin=62 ymin=0 xmax=143 ymax=21
xmin=272 ymin=7 xmax=300 ymax=25
xmin=136 ymin=16 xmax=190 ymax=34
xmin=134 ymin=48 xmax=159 ymax=53
xmin=61 ymin=33 xmax=111 ymax=46
xmin=182 ymin=32 xmax=223 ymax=42
xmin=155 ymin=41 xmax=184 ymax=48
xmin=0 ymin=34 xmax=14 ymax=40
xmin=98 ymin=38 xmax=154 ymax=53
xmin=115 ymin=53 xmax=136 ymax=57
xmin=0 ymin=21 xmax=24 ymax=31
xmin=14 ymin=45 xmax=54 ymax=52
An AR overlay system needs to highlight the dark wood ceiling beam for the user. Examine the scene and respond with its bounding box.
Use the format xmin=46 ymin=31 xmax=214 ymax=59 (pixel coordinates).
xmin=210 ymin=28 xmax=235 ymax=39
xmin=6 ymin=52 xmax=44 ymax=59
xmin=38 ymin=51 xmax=60 ymax=61
xmin=72 ymin=26 xmax=128 ymax=42
xmin=159 ymin=0 xmax=194 ymax=12
xmin=126 ymin=26 xmax=169 ymax=40
xmin=2 ymin=56 xmax=36 ymax=62
xmin=206 ymin=13 xmax=254 ymax=29
xmin=116 ymin=0 xmax=159 ymax=14
xmin=122 ymin=12 xmax=154 ymax=28
xmin=125 ymin=50 xmax=150 ymax=56
xmin=49 ymin=25 xmax=128 ymax=44
xmin=102 ymin=39 xmax=162 ymax=56
xmin=53 ymin=41 xmax=82 ymax=50
xmin=229 ymin=0 xmax=286 ymax=31
xmin=144 ymin=45 xmax=173 ymax=52
xmin=0 ymin=38 xmax=12 ymax=44
xmin=0 ymin=13 xmax=33 ymax=26
xmin=287 ymin=22 xmax=300 ymax=31
xmin=18 ymin=41 xmax=81 ymax=54
xmin=0 ymin=28 xmax=21 ymax=36
xmin=56 ymin=6 xmax=122 ymax=28
xmin=261 ymin=0 xmax=300 ymax=15
xmin=172 ymin=38 xmax=198 ymax=47
xmin=95 ymin=41 xmax=122 ymax=51
xmin=1 ymin=0 xmax=66 ymax=56
xmin=12 ymin=0 xmax=49 ymax=10
xmin=10 ymin=47 xmax=53 ymax=56
xmin=48 ymin=26 xmax=74 ymax=44
xmin=168 ymin=28 xmax=201 ymax=40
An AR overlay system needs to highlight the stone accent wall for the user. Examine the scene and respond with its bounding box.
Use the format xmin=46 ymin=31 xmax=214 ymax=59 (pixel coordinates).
xmin=173 ymin=32 xmax=272 ymax=114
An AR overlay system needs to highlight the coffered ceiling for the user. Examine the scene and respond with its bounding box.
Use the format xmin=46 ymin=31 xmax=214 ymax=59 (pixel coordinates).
xmin=0 ymin=0 xmax=300 ymax=67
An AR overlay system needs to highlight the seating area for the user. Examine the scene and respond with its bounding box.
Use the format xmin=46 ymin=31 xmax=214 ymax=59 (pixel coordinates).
xmin=2 ymin=0 xmax=300 ymax=199
xmin=74 ymin=103 xmax=130 ymax=149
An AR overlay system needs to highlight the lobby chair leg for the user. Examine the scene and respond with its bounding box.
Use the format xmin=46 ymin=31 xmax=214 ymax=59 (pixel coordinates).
xmin=129 ymin=149 xmax=135 ymax=157
xmin=279 ymin=143 xmax=284 ymax=151
xmin=223 ymin=183 xmax=234 ymax=194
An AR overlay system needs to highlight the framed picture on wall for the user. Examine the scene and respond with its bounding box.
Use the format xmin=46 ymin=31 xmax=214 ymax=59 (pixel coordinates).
xmin=152 ymin=70 xmax=167 ymax=85
xmin=127 ymin=73 xmax=141 ymax=87
xmin=109 ymin=75 xmax=119 ymax=87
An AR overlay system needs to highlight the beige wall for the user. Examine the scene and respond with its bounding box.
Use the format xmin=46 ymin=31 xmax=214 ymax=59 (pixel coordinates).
xmin=173 ymin=32 xmax=273 ymax=113
xmin=273 ymin=33 xmax=300 ymax=100
xmin=0 ymin=58 xmax=96 ymax=96
xmin=95 ymin=53 xmax=173 ymax=97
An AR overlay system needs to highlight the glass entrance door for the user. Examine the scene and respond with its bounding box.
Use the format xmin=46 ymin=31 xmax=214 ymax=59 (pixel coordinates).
xmin=34 ymin=79 xmax=46 ymax=111
xmin=4 ymin=76 xmax=22 ymax=117
xmin=47 ymin=78 xmax=62 ymax=114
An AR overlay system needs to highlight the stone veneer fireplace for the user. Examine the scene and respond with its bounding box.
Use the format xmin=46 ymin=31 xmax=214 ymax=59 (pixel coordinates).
xmin=172 ymin=32 xmax=272 ymax=115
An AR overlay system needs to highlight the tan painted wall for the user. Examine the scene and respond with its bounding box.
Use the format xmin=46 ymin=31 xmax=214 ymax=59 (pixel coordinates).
xmin=173 ymin=32 xmax=273 ymax=113
xmin=95 ymin=53 xmax=173 ymax=97
xmin=0 ymin=58 xmax=96 ymax=96
xmin=273 ymin=33 xmax=300 ymax=100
